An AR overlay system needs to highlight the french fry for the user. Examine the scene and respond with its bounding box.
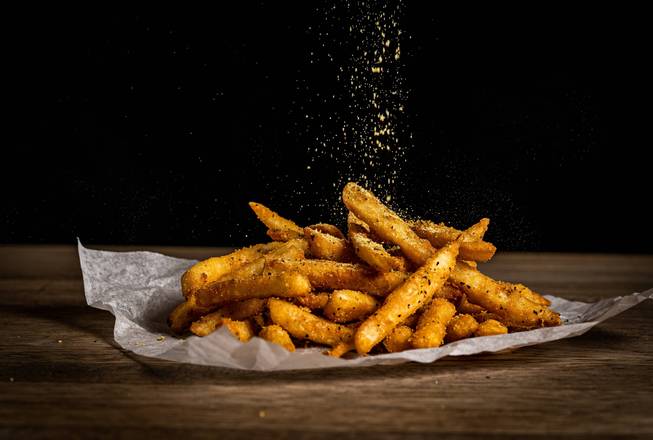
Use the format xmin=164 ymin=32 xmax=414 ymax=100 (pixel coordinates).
xmin=268 ymin=298 xmax=353 ymax=347
xmin=268 ymin=259 xmax=409 ymax=296
xmin=323 ymin=290 xmax=379 ymax=323
xmin=259 ymin=324 xmax=295 ymax=351
xmin=342 ymin=182 xmax=435 ymax=265
xmin=446 ymin=314 xmax=479 ymax=342
xmin=327 ymin=340 xmax=355 ymax=358
xmin=221 ymin=318 xmax=254 ymax=342
xmin=195 ymin=271 xmax=312 ymax=308
xmin=348 ymin=214 xmax=407 ymax=272
xmin=249 ymin=202 xmax=304 ymax=240
xmin=474 ymin=319 xmax=508 ymax=337
xmin=181 ymin=242 xmax=282 ymax=298
xmin=355 ymin=240 xmax=461 ymax=355
xmin=221 ymin=238 xmax=307 ymax=282
xmin=499 ymin=281 xmax=551 ymax=306
xmin=293 ymin=292 xmax=330 ymax=310
xmin=308 ymin=223 xmax=345 ymax=239
xmin=168 ymin=297 xmax=210 ymax=334
xmin=189 ymin=298 xmax=266 ymax=336
xmin=434 ymin=284 xmax=464 ymax=301
xmin=410 ymin=219 xmax=497 ymax=262
xmin=383 ymin=325 xmax=414 ymax=352
xmin=304 ymin=226 xmax=355 ymax=262
xmin=411 ymin=298 xmax=457 ymax=349
xmin=450 ymin=262 xmax=560 ymax=328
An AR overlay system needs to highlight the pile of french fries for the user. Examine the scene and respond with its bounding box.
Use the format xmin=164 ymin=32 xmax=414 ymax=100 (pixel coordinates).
xmin=169 ymin=182 xmax=560 ymax=357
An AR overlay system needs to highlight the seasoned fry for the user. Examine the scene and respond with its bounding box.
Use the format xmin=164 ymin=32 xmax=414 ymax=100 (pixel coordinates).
xmin=434 ymin=284 xmax=464 ymax=301
xmin=259 ymin=325 xmax=295 ymax=351
xmin=383 ymin=325 xmax=414 ymax=352
xmin=410 ymin=219 xmax=496 ymax=262
xmin=348 ymin=214 xmax=407 ymax=272
xmin=500 ymin=281 xmax=551 ymax=306
xmin=327 ymin=340 xmax=355 ymax=358
xmin=195 ymin=271 xmax=312 ymax=308
xmin=293 ymin=292 xmax=330 ymax=310
xmin=269 ymin=259 xmax=409 ymax=296
xmin=450 ymin=262 xmax=560 ymax=328
xmin=323 ymin=290 xmax=379 ymax=323
xmin=308 ymin=223 xmax=345 ymax=239
xmin=190 ymin=298 xmax=266 ymax=337
xmin=168 ymin=298 xmax=211 ymax=334
xmin=181 ymin=242 xmax=282 ymax=298
xmin=446 ymin=314 xmax=479 ymax=342
xmin=221 ymin=238 xmax=307 ymax=282
xmin=249 ymin=202 xmax=304 ymax=240
xmin=221 ymin=318 xmax=254 ymax=342
xmin=269 ymin=298 xmax=353 ymax=347
xmin=304 ymin=226 xmax=355 ymax=262
xmin=475 ymin=319 xmax=508 ymax=337
xmin=355 ymin=240 xmax=461 ymax=355
xmin=342 ymin=182 xmax=435 ymax=265
xmin=411 ymin=298 xmax=457 ymax=349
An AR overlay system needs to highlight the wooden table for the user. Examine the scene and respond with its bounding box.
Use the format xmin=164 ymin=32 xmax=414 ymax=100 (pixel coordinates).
xmin=1 ymin=245 xmax=652 ymax=439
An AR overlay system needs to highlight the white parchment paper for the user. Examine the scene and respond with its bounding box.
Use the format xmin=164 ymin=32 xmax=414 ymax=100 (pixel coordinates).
xmin=78 ymin=241 xmax=653 ymax=371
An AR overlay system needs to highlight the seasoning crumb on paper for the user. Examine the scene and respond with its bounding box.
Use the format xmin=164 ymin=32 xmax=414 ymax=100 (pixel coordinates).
xmin=78 ymin=241 xmax=653 ymax=371
xmin=259 ymin=410 xmax=267 ymax=418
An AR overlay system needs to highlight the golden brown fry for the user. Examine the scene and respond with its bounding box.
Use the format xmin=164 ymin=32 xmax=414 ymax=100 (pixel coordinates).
xmin=474 ymin=319 xmax=508 ymax=337
xmin=249 ymin=202 xmax=304 ymax=240
xmin=269 ymin=259 xmax=409 ymax=296
xmin=221 ymin=318 xmax=254 ymax=342
xmin=446 ymin=314 xmax=479 ymax=342
xmin=410 ymin=219 xmax=496 ymax=262
xmin=348 ymin=215 xmax=407 ymax=272
xmin=457 ymin=294 xmax=485 ymax=315
xmin=308 ymin=223 xmax=345 ymax=239
xmin=464 ymin=218 xmax=490 ymax=240
xmin=189 ymin=298 xmax=266 ymax=336
xmin=327 ymin=341 xmax=355 ymax=358
xmin=195 ymin=271 xmax=311 ymax=308
xmin=323 ymin=290 xmax=379 ymax=323
xmin=304 ymin=227 xmax=355 ymax=262
xmin=411 ymin=298 xmax=457 ymax=349
xmin=292 ymin=292 xmax=330 ymax=310
xmin=499 ymin=281 xmax=551 ymax=306
xmin=383 ymin=325 xmax=414 ymax=352
xmin=355 ymin=240 xmax=460 ymax=355
xmin=259 ymin=324 xmax=295 ymax=351
xmin=342 ymin=182 xmax=435 ymax=265
xmin=434 ymin=284 xmax=464 ymax=301
xmin=450 ymin=262 xmax=560 ymax=328
xmin=221 ymin=239 xmax=307 ymax=282
xmin=269 ymin=298 xmax=354 ymax=347
xmin=181 ymin=242 xmax=282 ymax=298
xmin=168 ymin=297 xmax=211 ymax=334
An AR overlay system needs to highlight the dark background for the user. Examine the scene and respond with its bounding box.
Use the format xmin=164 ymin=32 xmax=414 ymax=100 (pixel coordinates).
xmin=3 ymin=4 xmax=650 ymax=252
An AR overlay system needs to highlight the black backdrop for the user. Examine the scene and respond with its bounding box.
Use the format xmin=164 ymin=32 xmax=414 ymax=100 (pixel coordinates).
xmin=3 ymin=4 xmax=650 ymax=252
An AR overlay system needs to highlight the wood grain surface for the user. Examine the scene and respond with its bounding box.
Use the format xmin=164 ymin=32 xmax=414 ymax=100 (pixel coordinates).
xmin=1 ymin=245 xmax=652 ymax=439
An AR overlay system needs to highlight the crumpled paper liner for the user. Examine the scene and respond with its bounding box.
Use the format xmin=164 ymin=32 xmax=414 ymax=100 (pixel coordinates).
xmin=78 ymin=241 xmax=653 ymax=371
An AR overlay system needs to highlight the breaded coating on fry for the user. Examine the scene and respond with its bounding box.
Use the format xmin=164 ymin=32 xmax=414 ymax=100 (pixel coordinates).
xmin=189 ymin=298 xmax=266 ymax=336
xmin=355 ymin=240 xmax=460 ymax=354
xmin=195 ymin=271 xmax=311 ymax=308
xmin=221 ymin=318 xmax=254 ymax=342
xmin=304 ymin=226 xmax=355 ymax=262
xmin=269 ymin=298 xmax=354 ymax=347
xmin=474 ymin=319 xmax=508 ymax=337
xmin=269 ymin=259 xmax=409 ymax=296
xmin=292 ymin=292 xmax=330 ymax=310
xmin=410 ymin=219 xmax=496 ymax=262
xmin=446 ymin=314 xmax=479 ymax=342
xmin=259 ymin=325 xmax=295 ymax=351
xmin=411 ymin=298 xmax=457 ymax=349
xmin=343 ymin=182 xmax=436 ymax=265
xmin=450 ymin=262 xmax=560 ymax=329
xmin=249 ymin=202 xmax=304 ymax=240
xmin=323 ymin=290 xmax=379 ymax=323
xmin=384 ymin=325 xmax=414 ymax=352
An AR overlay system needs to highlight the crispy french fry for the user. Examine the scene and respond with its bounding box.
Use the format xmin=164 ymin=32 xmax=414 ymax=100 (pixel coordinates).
xmin=434 ymin=284 xmax=464 ymax=301
xmin=446 ymin=314 xmax=479 ymax=342
xmin=181 ymin=242 xmax=282 ymax=298
xmin=474 ymin=319 xmax=508 ymax=337
xmin=450 ymin=262 xmax=560 ymax=328
xmin=348 ymin=214 xmax=407 ymax=272
xmin=342 ymin=182 xmax=435 ymax=265
xmin=268 ymin=298 xmax=354 ymax=347
xmin=293 ymin=292 xmax=330 ymax=310
xmin=221 ymin=238 xmax=307 ymax=282
xmin=355 ymin=240 xmax=460 ymax=355
xmin=221 ymin=318 xmax=254 ymax=342
xmin=410 ymin=219 xmax=496 ymax=262
xmin=195 ymin=271 xmax=311 ymax=308
xmin=383 ymin=325 xmax=414 ymax=352
xmin=269 ymin=258 xmax=409 ymax=296
xmin=327 ymin=340 xmax=355 ymax=358
xmin=259 ymin=324 xmax=295 ymax=351
xmin=168 ymin=297 xmax=211 ymax=334
xmin=189 ymin=298 xmax=266 ymax=336
xmin=249 ymin=202 xmax=304 ymax=240
xmin=411 ymin=298 xmax=457 ymax=349
xmin=323 ymin=290 xmax=379 ymax=323
xmin=304 ymin=226 xmax=355 ymax=262
xmin=308 ymin=223 xmax=345 ymax=239
xmin=499 ymin=281 xmax=551 ymax=306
